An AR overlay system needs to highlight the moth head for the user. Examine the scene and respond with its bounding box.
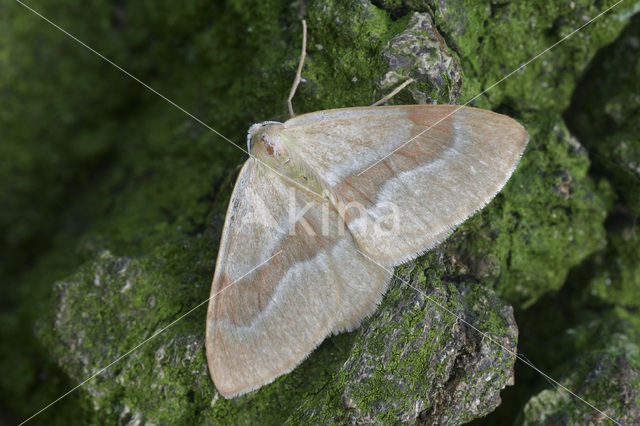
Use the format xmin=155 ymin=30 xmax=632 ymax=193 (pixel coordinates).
xmin=247 ymin=121 xmax=289 ymax=164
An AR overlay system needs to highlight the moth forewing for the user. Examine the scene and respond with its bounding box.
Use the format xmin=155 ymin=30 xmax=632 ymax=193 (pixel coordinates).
xmin=281 ymin=105 xmax=528 ymax=265
xmin=205 ymin=155 xmax=392 ymax=398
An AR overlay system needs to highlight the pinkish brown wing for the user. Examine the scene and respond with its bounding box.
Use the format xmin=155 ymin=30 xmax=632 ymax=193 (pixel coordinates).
xmin=283 ymin=105 xmax=528 ymax=266
xmin=205 ymin=159 xmax=390 ymax=398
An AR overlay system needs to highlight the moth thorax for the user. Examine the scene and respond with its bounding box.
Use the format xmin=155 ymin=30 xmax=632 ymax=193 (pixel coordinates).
xmin=261 ymin=133 xmax=283 ymax=157
xmin=249 ymin=123 xmax=288 ymax=163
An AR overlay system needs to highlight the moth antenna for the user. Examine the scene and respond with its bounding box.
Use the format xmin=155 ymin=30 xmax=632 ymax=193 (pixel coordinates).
xmin=287 ymin=19 xmax=307 ymax=117
xmin=371 ymin=78 xmax=415 ymax=106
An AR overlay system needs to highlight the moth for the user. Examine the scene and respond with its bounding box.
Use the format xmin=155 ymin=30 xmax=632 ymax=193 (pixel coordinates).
xmin=205 ymin=22 xmax=528 ymax=398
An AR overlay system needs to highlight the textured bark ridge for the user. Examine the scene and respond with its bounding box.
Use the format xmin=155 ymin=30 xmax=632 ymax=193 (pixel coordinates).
xmin=2 ymin=0 xmax=640 ymax=425
xmin=295 ymin=259 xmax=518 ymax=424
xmin=380 ymin=12 xmax=463 ymax=104
xmin=521 ymin=309 xmax=640 ymax=425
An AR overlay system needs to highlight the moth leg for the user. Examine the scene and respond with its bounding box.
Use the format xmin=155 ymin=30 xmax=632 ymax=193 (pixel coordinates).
xmin=371 ymin=78 xmax=415 ymax=106
xmin=287 ymin=19 xmax=307 ymax=117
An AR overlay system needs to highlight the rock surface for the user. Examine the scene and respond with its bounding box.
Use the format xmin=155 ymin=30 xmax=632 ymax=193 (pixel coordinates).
xmin=294 ymin=258 xmax=518 ymax=424
xmin=380 ymin=12 xmax=463 ymax=104
xmin=521 ymin=309 xmax=640 ymax=425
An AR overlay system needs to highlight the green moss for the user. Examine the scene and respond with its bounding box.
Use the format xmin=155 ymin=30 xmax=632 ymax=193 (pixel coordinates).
xmin=521 ymin=309 xmax=640 ymax=424
xmin=297 ymin=0 xmax=401 ymax=111
xmin=434 ymin=0 xmax=636 ymax=308
xmin=290 ymin=255 xmax=517 ymax=424
xmin=1 ymin=0 xmax=295 ymax=422
xmin=566 ymin=12 xmax=640 ymax=215
xmin=429 ymin=0 xmax=636 ymax=112
xmin=561 ymin=14 xmax=640 ymax=310
xmin=451 ymin=119 xmax=612 ymax=308
xmin=569 ymin=219 xmax=640 ymax=309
